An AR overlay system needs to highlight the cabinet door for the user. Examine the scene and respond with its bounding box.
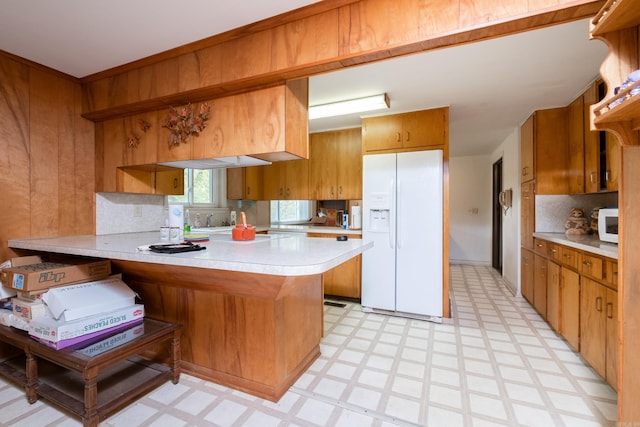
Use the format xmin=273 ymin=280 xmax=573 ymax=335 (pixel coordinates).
xmin=568 ymin=95 xmax=585 ymax=194
xmin=520 ymin=114 xmax=534 ymax=182
xmin=262 ymin=162 xmax=285 ymax=200
xmin=309 ymin=132 xmax=337 ymax=200
xmin=520 ymin=182 xmax=535 ymax=250
xmin=581 ymin=277 xmax=606 ymax=378
xmin=308 ymin=233 xmax=362 ymax=299
xmin=534 ymin=254 xmax=547 ymax=318
xmin=583 ymin=81 xmax=601 ymax=193
xmin=336 ymin=128 xmax=362 ymax=200
xmin=560 ymin=267 xmax=580 ymax=351
xmin=605 ymin=133 xmax=620 ymax=191
xmin=606 ymin=287 xmax=618 ymax=391
xmin=362 ymin=114 xmax=403 ymax=152
xmin=284 ymin=159 xmax=309 ymax=200
xmin=402 ymin=108 xmax=447 ymax=149
xmin=535 ymin=108 xmax=569 ymax=195
xmin=245 ymin=167 xmax=263 ymax=200
xmin=521 ymin=249 xmax=534 ymax=304
xmin=155 ymin=169 xmax=184 ymax=195
xmin=547 ymin=261 xmax=561 ymax=331
xmin=226 ymin=167 xmax=263 ymax=200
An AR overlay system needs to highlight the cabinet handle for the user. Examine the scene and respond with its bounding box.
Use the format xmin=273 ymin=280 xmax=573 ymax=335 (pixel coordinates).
xmin=339 ymin=185 xmax=343 ymax=195
xmin=605 ymin=170 xmax=610 ymax=182
xmin=589 ymin=171 xmax=596 ymax=184
xmin=606 ymin=302 xmax=613 ymax=319
xmin=173 ymin=178 xmax=178 ymax=189
xmin=596 ymin=296 xmax=603 ymax=312
xmin=279 ymin=187 xmax=284 ymax=196
xmin=582 ymin=260 xmax=592 ymax=266
xmin=396 ymin=132 xmax=401 ymax=142
xmin=286 ymin=188 xmax=291 ymax=198
xmin=247 ymin=186 xmax=251 ymax=195
xmin=405 ymin=131 xmax=410 ymax=141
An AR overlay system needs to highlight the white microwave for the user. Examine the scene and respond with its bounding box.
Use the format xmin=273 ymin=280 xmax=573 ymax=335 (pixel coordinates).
xmin=598 ymin=208 xmax=619 ymax=244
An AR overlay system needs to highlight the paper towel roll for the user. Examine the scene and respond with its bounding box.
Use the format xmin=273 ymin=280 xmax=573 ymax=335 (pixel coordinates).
xmin=168 ymin=205 xmax=183 ymax=228
xmin=351 ymin=206 xmax=362 ymax=229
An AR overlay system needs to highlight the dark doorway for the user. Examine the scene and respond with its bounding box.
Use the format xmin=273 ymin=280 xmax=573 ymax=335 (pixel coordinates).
xmin=492 ymin=158 xmax=503 ymax=273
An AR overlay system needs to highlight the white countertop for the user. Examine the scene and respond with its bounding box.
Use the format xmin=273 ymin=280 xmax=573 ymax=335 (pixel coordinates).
xmin=533 ymin=232 xmax=618 ymax=259
xmin=8 ymin=232 xmax=372 ymax=276
xmin=188 ymin=224 xmax=362 ymax=235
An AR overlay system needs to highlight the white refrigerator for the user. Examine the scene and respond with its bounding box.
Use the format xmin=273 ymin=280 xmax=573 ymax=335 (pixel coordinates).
xmin=361 ymin=150 xmax=443 ymax=320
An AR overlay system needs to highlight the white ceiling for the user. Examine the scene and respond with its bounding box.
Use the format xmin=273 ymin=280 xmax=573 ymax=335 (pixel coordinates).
xmin=0 ymin=1 xmax=608 ymax=156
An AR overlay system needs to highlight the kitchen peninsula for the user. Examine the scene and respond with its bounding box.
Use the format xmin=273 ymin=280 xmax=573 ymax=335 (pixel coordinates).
xmin=8 ymin=232 xmax=372 ymax=401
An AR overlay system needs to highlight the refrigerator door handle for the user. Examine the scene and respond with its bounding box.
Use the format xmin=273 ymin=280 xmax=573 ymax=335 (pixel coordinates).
xmin=389 ymin=178 xmax=396 ymax=249
xmin=396 ymin=179 xmax=401 ymax=249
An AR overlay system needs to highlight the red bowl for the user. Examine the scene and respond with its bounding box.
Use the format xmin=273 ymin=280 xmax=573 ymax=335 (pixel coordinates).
xmin=232 ymin=225 xmax=256 ymax=241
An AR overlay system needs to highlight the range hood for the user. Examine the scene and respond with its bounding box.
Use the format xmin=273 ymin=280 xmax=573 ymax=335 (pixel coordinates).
xmin=158 ymin=156 xmax=272 ymax=169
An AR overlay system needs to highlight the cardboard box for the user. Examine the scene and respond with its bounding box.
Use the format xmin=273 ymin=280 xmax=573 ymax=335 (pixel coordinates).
xmin=0 ymin=256 xmax=42 ymax=299
xmin=12 ymin=298 xmax=48 ymax=320
xmin=32 ymin=318 xmax=144 ymax=350
xmin=28 ymin=304 xmax=144 ymax=344
xmin=42 ymin=275 xmax=136 ymax=321
xmin=1 ymin=258 xmax=111 ymax=292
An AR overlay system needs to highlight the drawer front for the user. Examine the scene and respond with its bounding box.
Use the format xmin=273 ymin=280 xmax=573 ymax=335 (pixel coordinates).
xmin=548 ymin=243 xmax=562 ymax=262
xmin=533 ymin=238 xmax=548 ymax=256
xmin=604 ymin=259 xmax=618 ymax=290
xmin=580 ymin=253 xmax=604 ymax=281
xmin=560 ymin=247 xmax=579 ymax=269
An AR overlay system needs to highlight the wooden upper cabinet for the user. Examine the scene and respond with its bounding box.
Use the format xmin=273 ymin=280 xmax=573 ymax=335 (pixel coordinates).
xmin=309 ymin=128 xmax=362 ymax=200
xmin=116 ymin=165 xmax=184 ymax=195
xmin=361 ymin=107 xmax=448 ymax=154
xmin=568 ymin=95 xmax=585 ymax=194
xmin=521 ymin=107 xmax=570 ymax=194
xmin=584 ymin=80 xmax=601 ymax=193
xmin=262 ymin=159 xmax=309 ymax=200
xmin=520 ymin=114 xmax=534 ymax=182
xmin=532 ymin=107 xmax=570 ymax=195
xmin=604 ymin=132 xmax=620 ymax=192
xmin=520 ymin=181 xmax=535 ymax=250
xmin=226 ymin=167 xmax=263 ymax=200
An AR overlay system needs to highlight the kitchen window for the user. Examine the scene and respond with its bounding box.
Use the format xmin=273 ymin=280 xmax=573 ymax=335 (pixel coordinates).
xmin=270 ymin=200 xmax=314 ymax=224
xmin=168 ymin=169 xmax=226 ymax=206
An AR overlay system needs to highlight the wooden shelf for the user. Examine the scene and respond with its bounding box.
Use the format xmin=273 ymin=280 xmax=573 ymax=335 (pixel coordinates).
xmin=592 ymin=0 xmax=640 ymax=36
xmin=594 ymin=81 xmax=640 ymax=130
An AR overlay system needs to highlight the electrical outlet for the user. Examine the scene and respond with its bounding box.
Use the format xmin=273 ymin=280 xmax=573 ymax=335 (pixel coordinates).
xmin=133 ymin=206 xmax=143 ymax=217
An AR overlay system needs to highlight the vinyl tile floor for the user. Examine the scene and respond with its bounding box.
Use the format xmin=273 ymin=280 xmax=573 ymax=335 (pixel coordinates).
xmin=0 ymin=265 xmax=617 ymax=426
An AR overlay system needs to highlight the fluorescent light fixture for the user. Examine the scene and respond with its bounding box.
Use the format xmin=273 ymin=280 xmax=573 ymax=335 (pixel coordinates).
xmin=309 ymin=93 xmax=390 ymax=120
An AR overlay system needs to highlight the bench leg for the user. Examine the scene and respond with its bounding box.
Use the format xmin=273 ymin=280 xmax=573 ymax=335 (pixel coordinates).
xmin=25 ymin=351 xmax=38 ymax=404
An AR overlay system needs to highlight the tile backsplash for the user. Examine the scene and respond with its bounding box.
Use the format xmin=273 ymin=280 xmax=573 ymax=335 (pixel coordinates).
xmin=535 ymin=192 xmax=618 ymax=233
xmin=95 ymin=193 xmax=269 ymax=235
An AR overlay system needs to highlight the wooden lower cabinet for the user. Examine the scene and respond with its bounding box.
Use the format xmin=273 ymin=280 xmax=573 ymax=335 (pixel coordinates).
xmin=580 ymin=277 xmax=618 ymax=390
xmin=546 ymin=261 xmax=561 ymax=332
xmin=521 ymin=248 xmax=534 ymax=304
xmin=523 ymin=237 xmax=618 ymax=388
xmin=533 ymin=254 xmax=547 ymax=318
xmin=560 ymin=267 xmax=580 ymax=351
xmin=308 ymin=233 xmax=362 ymax=299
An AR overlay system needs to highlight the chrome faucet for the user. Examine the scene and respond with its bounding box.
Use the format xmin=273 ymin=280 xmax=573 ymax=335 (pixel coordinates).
xmin=206 ymin=214 xmax=214 ymax=227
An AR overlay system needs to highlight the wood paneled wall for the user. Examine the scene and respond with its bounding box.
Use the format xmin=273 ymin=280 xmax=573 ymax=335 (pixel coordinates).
xmin=81 ymin=0 xmax=604 ymax=121
xmin=0 ymin=52 xmax=95 ymax=261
